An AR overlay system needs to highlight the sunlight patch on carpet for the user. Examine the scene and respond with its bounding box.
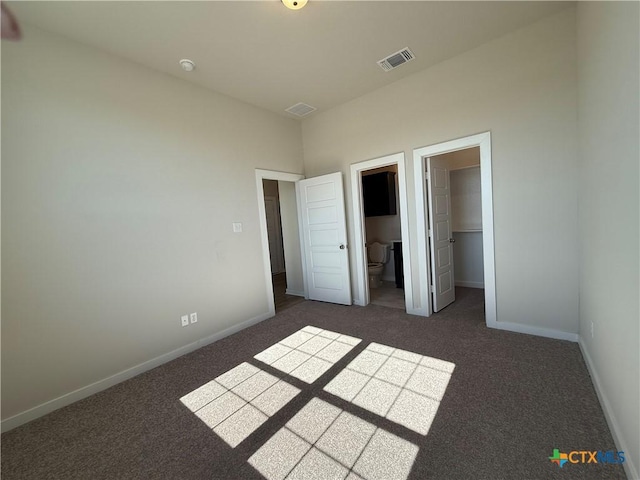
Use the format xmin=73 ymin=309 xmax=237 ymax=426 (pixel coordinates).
xmin=253 ymin=326 xmax=361 ymax=383
xmin=180 ymin=362 xmax=300 ymax=447
xmin=180 ymin=326 xmax=454 ymax=478
xmin=324 ymin=342 xmax=455 ymax=435
xmin=249 ymin=397 xmax=418 ymax=480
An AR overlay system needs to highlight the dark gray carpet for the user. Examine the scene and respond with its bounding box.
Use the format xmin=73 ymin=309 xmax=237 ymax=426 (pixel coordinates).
xmin=1 ymin=288 xmax=626 ymax=479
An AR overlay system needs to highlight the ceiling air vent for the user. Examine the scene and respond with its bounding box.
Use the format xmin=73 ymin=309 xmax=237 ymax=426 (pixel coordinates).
xmin=285 ymin=102 xmax=317 ymax=117
xmin=377 ymin=47 xmax=415 ymax=72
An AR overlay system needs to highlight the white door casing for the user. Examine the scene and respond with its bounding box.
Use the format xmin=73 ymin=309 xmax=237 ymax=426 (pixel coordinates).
xmin=427 ymin=157 xmax=456 ymax=311
xmin=264 ymin=196 xmax=285 ymax=274
xmin=296 ymin=172 xmax=352 ymax=305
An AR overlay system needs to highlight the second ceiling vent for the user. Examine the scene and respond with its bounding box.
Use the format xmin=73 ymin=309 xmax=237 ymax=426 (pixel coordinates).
xmin=285 ymin=102 xmax=317 ymax=117
xmin=377 ymin=47 xmax=415 ymax=72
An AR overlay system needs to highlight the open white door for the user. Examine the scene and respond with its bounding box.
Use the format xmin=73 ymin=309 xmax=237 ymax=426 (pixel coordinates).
xmin=296 ymin=172 xmax=352 ymax=305
xmin=427 ymin=157 xmax=455 ymax=312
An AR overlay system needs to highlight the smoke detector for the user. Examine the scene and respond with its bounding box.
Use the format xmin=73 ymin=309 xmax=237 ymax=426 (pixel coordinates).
xmin=377 ymin=47 xmax=415 ymax=72
xmin=179 ymin=59 xmax=195 ymax=72
xmin=285 ymin=102 xmax=316 ymax=117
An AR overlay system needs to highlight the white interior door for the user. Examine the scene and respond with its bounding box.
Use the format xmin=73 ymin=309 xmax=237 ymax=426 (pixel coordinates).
xmin=296 ymin=172 xmax=352 ymax=305
xmin=264 ymin=196 xmax=285 ymax=274
xmin=427 ymin=156 xmax=455 ymax=311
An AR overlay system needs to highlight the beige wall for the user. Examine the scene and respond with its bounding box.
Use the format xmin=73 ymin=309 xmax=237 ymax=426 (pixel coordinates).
xmin=1 ymin=25 xmax=302 ymax=419
xmin=302 ymin=8 xmax=579 ymax=333
xmin=450 ymin=164 xmax=484 ymax=288
xmin=450 ymin=166 xmax=482 ymax=232
xmin=577 ymin=2 xmax=639 ymax=477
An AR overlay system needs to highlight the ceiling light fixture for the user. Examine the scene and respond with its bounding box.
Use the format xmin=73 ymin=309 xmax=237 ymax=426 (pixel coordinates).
xmin=179 ymin=59 xmax=195 ymax=72
xmin=282 ymin=0 xmax=307 ymax=10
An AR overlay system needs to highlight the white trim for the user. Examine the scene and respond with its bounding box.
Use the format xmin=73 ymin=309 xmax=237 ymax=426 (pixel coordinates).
xmin=455 ymin=281 xmax=484 ymax=289
xmin=349 ymin=153 xmax=413 ymax=313
xmin=413 ymin=132 xmax=496 ymax=322
xmin=255 ymin=169 xmax=306 ymax=316
xmin=579 ymin=338 xmax=638 ymax=480
xmin=1 ymin=310 xmax=273 ymax=433
xmin=285 ymin=289 xmax=305 ymax=297
xmin=486 ymin=320 xmax=579 ymax=342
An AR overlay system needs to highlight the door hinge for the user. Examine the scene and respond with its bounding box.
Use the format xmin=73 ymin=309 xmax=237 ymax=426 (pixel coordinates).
xmin=430 ymin=285 xmax=435 ymax=293
xmin=428 ymin=229 xmax=432 ymax=238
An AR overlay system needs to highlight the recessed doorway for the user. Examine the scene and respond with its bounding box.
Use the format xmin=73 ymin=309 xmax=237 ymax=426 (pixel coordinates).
xmin=255 ymin=170 xmax=305 ymax=316
xmin=413 ymin=132 xmax=497 ymax=325
xmin=262 ymin=179 xmax=305 ymax=312
xmin=350 ymin=152 xmax=414 ymax=313
xmin=425 ymin=148 xmax=484 ymax=312
xmin=361 ymin=165 xmax=405 ymax=310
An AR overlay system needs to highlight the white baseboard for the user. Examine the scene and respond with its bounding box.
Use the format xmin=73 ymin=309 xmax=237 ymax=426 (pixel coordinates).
xmin=1 ymin=311 xmax=273 ymax=433
xmin=455 ymin=281 xmax=484 ymax=289
xmin=285 ymin=289 xmax=305 ymax=297
xmin=486 ymin=320 xmax=579 ymax=342
xmin=579 ymin=338 xmax=638 ymax=480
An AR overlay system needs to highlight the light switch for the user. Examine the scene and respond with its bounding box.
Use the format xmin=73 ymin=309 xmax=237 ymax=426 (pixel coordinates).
xmin=232 ymin=222 xmax=243 ymax=233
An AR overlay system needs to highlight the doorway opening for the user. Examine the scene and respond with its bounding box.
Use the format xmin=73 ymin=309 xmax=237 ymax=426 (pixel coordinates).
xmin=255 ymin=170 xmax=305 ymax=316
xmin=361 ymin=165 xmax=405 ymax=309
xmin=257 ymin=169 xmax=353 ymax=314
xmin=427 ymin=148 xmax=484 ymax=314
xmin=413 ymin=132 xmax=497 ymax=325
xmin=262 ymin=179 xmax=305 ymax=312
xmin=350 ymin=153 xmax=414 ymax=313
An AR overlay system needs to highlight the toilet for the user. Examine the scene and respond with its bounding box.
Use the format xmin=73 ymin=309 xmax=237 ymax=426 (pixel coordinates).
xmin=367 ymin=242 xmax=390 ymax=289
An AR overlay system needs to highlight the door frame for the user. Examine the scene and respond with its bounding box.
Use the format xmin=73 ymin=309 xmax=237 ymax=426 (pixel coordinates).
xmin=255 ymin=169 xmax=305 ymax=317
xmin=413 ymin=132 xmax=497 ymax=325
xmin=350 ymin=152 xmax=415 ymax=313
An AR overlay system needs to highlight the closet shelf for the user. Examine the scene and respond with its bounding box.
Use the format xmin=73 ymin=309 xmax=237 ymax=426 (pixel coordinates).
xmin=452 ymin=229 xmax=483 ymax=233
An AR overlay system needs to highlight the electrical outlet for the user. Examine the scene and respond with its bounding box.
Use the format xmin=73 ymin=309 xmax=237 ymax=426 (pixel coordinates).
xmin=190 ymin=312 xmax=198 ymax=324
xmin=591 ymin=321 xmax=594 ymax=338
xmin=181 ymin=315 xmax=189 ymax=327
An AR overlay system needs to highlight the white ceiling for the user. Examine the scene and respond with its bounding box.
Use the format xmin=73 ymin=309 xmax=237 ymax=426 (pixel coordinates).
xmin=8 ymin=1 xmax=572 ymax=119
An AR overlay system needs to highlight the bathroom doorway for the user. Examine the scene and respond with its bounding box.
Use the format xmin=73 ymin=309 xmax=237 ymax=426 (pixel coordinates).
xmin=361 ymin=166 xmax=405 ymax=309
xmin=350 ymin=153 xmax=415 ymax=313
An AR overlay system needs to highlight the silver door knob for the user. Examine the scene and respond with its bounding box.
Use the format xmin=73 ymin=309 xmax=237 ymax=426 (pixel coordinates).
xmin=449 ymin=238 xmax=456 ymax=243
xmin=339 ymin=244 xmax=346 ymax=249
